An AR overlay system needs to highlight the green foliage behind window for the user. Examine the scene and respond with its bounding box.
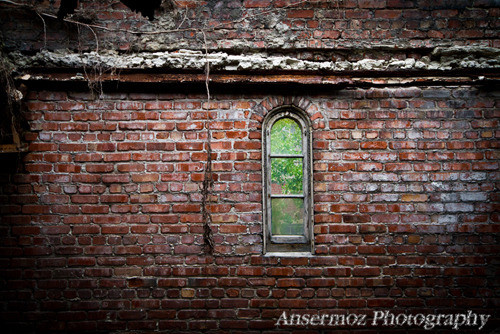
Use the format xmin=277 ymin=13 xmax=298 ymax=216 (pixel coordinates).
xmin=270 ymin=118 xmax=302 ymax=155
xmin=270 ymin=118 xmax=303 ymax=195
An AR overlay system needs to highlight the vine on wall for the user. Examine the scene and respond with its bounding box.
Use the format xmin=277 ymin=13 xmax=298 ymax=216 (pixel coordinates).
xmin=201 ymin=29 xmax=214 ymax=254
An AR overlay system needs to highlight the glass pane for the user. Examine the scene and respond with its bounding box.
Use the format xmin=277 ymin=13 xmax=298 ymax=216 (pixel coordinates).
xmin=271 ymin=158 xmax=303 ymax=195
xmin=270 ymin=118 xmax=302 ymax=155
xmin=271 ymin=198 xmax=304 ymax=235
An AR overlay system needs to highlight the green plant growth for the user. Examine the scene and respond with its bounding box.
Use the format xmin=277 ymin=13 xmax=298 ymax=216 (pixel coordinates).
xmin=270 ymin=118 xmax=303 ymax=195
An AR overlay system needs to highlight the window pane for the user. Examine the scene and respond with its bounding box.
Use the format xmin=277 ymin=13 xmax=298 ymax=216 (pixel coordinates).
xmin=271 ymin=158 xmax=303 ymax=195
xmin=271 ymin=198 xmax=304 ymax=235
xmin=270 ymin=118 xmax=302 ymax=155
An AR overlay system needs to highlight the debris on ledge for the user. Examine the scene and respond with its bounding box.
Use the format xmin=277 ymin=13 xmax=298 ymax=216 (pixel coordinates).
xmin=9 ymin=46 xmax=500 ymax=73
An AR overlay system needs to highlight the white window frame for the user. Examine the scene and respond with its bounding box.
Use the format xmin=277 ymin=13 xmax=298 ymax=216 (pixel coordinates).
xmin=262 ymin=107 xmax=313 ymax=254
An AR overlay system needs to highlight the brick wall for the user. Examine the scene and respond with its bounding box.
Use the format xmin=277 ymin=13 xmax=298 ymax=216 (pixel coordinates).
xmin=0 ymin=84 xmax=498 ymax=332
xmin=1 ymin=0 xmax=499 ymax=332
xmin=1 ymin=0 xmax=498 ymax=52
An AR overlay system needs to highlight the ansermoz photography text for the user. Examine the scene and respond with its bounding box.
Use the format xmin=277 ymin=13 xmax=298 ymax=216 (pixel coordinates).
xmin=276 ymin=310 xmax=490 ymax=331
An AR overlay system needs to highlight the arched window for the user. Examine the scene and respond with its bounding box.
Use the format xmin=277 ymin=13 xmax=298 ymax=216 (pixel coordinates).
xmin=262 ymin=108 xmax=313 ymax=254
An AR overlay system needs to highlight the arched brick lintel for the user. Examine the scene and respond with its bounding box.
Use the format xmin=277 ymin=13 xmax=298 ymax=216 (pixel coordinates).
xmin=249 ymin=96 xmax=326 ymax=129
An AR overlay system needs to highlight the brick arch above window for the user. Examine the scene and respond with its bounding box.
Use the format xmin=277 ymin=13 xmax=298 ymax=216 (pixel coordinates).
xmin=249 ymin=96 xmax=326 ymax=129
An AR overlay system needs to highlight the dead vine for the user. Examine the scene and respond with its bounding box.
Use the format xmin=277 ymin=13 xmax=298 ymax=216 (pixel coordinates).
xmin=201 ymin=29 xmax=214 ymax=255
xmin=75 ymin=23 xmax=108 ymax=100
xmin=35 ymin=11 xmax=47 ymax=50
xmin=0 ymin=52 xmax=25 ymax=149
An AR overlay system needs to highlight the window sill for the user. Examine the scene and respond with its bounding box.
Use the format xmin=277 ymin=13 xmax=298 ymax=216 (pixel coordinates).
xmin=264 ymin=252 xmax=313 ymax=258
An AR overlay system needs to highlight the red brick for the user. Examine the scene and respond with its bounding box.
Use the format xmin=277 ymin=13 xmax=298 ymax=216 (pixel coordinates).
xmin=172 ymin=204 xmax=201 ymax=213
xmin=266 ymin=267 xmax=294 ymax=276
xmin=86 ymin=164 xmax=114 ymax=173
xmin=236 ymin=267 xmax=264 ymax=276
xmin=360 ymin=141 xmax=388 ymax=149
xmin=243 ymin=0 xmax=270 ymax=8
xmin=131 ymin=174 xmax=159 ymax=182
xmin=399 ymin=152 xmax=426 ymax=160
xmin=71 ymin=195 xmax=99 ymax=204
xmin=145 ymin=101 xmax=173 ymax=110
xmin=332 ymin=141 xmax=359 ymax=149
xmin=176 ymin=142 xmax=203 ymax=151
xmin=374 ymin=9 xmax=402 ymax=18
xmin=288 ymin=9 xmax=314 ymax=18
xmin=329 ymin=120 xmax=356 ymax=129
xmin=358 ymin=0 xmax=386 ymax=8
xmin=27 ymin=101 xmax=55 ymax=111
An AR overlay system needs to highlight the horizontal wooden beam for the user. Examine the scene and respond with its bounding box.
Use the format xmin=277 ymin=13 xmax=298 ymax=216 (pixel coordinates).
xmin=18 ymin=69 xmax=500 ymax=88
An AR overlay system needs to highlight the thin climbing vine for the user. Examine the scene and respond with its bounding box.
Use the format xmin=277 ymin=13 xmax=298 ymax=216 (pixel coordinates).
xmin=201 ymin=29 xmax=214 ymax=254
